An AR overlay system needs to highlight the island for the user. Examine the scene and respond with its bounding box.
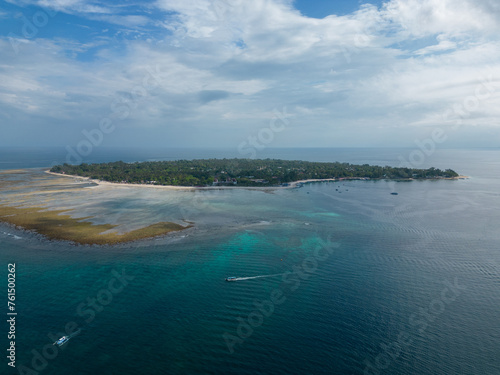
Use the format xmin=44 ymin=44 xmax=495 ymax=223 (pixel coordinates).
xmin=50 ymin=158 xmax=460 ymax=187
xmin=0 ymin=160 xmax=462 ymax=246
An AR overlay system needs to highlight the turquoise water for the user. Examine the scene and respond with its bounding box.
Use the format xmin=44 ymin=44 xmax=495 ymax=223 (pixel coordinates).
xmin=1 ymin=148 xmax=499 ymax=374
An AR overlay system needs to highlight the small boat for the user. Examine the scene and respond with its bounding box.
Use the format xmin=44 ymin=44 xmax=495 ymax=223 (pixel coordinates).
xmin=225 ymin=277 xmax=237 ymax=282
xmin=391 ymin=192 xmax=399 ymax=195
xmin=53 ymin=336 xmax=70 ymax=346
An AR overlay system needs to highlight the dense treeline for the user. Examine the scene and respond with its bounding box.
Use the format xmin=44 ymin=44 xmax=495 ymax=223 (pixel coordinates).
xmin=50 ymin=159 xmax=459 ymax=186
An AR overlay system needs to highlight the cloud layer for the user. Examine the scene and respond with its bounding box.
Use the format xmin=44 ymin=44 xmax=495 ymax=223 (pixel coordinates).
xmin=1 ymin=0 xmax=499 ymax=148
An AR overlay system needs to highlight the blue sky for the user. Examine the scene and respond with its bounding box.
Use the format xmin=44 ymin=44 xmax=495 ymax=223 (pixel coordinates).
xmin=1 ymin=0 xmax=499 ymax=150
xmin=295 ymin=0 xmax=383 ymax=17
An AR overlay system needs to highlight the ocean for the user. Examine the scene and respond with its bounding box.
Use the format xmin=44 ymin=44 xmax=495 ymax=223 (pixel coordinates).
xmin=1 ymin=147 xmax=499 ymax=375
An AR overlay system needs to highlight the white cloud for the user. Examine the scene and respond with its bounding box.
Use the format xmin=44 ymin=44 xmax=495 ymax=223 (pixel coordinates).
xmin=5 ymin=0 xmax=156 ymax=28
xmin=95 ymin=14 xmax=151 ymax=27
xmin=382 ymin=0 xmax=500 ymax=38
xmin=6 ymin=0 xmax=112 ymax=14
xmin=1 ymin=0 xmax=500 ymax=147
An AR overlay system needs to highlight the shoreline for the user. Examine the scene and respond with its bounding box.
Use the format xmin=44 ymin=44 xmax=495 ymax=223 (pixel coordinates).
xmin=0 ymin=169 xmax=469 ymax=246
xmin=46 ymin=170 xmax=292 ymax=191
xmin=45 ymin=170 xmax=469 ymax=190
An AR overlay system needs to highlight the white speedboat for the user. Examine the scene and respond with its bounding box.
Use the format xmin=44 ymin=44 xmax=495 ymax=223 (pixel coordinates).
xmin=53 ymin=336 xmax=70 ymax=346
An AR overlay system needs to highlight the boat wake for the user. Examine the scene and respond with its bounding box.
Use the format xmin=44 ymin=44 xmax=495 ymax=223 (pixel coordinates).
xmin=232 ymin=273 xmax=284 ymax=281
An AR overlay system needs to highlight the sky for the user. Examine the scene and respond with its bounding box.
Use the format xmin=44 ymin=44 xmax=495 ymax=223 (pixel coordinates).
xmin=1 ymin=0 xmax=499 ymax=151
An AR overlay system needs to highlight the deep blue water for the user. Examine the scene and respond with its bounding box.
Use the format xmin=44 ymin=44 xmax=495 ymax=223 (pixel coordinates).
xmin=1 ymin=148 xmax=499 ymax=375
